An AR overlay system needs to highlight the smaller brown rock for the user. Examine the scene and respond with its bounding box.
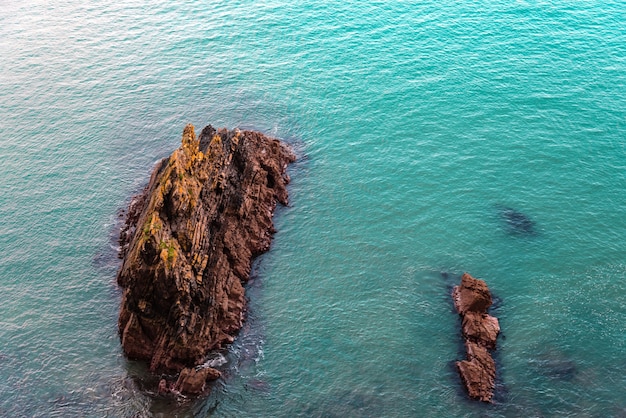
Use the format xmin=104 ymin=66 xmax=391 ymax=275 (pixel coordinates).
xmin=451 ymin=273 xmax=500 ymax=403
xmin=174 ymin=367 xmax=221 ymax=395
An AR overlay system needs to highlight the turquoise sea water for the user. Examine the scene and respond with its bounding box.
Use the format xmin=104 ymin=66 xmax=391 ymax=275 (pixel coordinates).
xmin=1 ymin=1 xmax=625 ymax=416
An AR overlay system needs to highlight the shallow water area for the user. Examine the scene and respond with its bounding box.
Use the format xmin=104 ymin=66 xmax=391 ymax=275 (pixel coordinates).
xmin=1 ymin=1 xmax=626 ymax=416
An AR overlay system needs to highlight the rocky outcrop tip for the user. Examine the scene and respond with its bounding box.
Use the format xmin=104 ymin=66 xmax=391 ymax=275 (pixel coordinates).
xmin=116 ymin=124 xmax=295 ymax=394
xmin=452 ymin=273 xmax=500 ymax=403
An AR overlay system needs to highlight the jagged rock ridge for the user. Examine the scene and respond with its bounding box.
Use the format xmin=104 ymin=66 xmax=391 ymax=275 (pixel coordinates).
xmin=116 ymin=124 xmax=295 ymax=381
xmin=452 ymin=273 xmax=500 ymax=403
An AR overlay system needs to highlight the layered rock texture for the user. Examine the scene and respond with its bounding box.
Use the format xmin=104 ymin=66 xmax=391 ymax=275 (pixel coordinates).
xmin=452 ymin=273 xmax=500 ymax=402
xmin=116 ymin=124 xmax=295 ymax=392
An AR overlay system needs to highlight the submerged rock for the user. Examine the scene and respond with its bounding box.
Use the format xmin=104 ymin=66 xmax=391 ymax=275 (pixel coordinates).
xmin=174 ymin=366 xmax=221 ymax=395
xmin=531 ymin=346 xmax=578 ymax=381
xmin=116 ymin=124 xmax=295 ymax=383
xmin=452 ymin=273 xmax=500 ymax=403
xmin=496 ymin=205 xmax=536 ymax=235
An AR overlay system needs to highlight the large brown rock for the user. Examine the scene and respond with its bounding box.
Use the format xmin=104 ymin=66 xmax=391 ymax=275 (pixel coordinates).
xmin=117 ymin=124 xmax=295 ymax=374
xmin=452 ymin=273 xmax=499 ymax=403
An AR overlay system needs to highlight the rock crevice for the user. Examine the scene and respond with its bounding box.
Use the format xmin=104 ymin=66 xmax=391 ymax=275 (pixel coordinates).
xmin=116 ymin=124 xmax=295 ymax=392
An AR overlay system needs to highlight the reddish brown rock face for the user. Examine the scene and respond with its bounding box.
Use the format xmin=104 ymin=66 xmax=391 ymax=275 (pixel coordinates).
xmin=116 ymin=124 xmax=295 ymax=375
xmin=452 ymin=273 xmax=500 ymax=403
xmin=461 ymin=312 xmax=500 ymax=349
xmin=452 ymin=272 xmax=493 ymax=315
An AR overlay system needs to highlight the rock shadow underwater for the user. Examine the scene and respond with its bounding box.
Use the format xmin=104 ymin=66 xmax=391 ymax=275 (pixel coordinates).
xmin=494 ymin=204 xmax=538 ymax=236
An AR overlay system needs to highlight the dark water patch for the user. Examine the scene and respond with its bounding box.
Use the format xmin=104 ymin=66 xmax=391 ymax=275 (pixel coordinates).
xmin=438 ymin=270 xmax=463 ymax=313
xmin=92 ymin=250 xmax=121 ymax=280
xmin=613 ymin=405 xmax=626 ymax=418
xmin=123 ymin=360 xmax=179 ymax=400
xmin=494 ymin=204 xmax=537 ymax=236
xmin=230 ymin=258 xmax=268 ymax=375
xmin=117 ymin=363 xmax=198 ymax=416
xmin=525 ymin=340 xmax=582 ymax=387
xmin=299 ymin=389 xmax=386 ymax=418
xmin=331 ymin=390 xmax=384 ymax=415
xmin=490 ymin=341 xmax=509 ymax=405
xmin=48 ymin=390 xmax=85 ymax=411
xmin=439 ymin=270 xmax=462 ymax=288
xmin=92 ymin=211 xmax=124 ymax=282
xmin=92 ymin=186 xmax=141 ymax=281
xmin=447 ymin=359 xmax=472 ymax=400
xmin=490 ymin=293 xmax=503 ymax=310
xmin=244 ymin=378 xmax=271 ymax=394
xmin=529 ymin=348 xmax=578 ymax=381
xmin=101 ymin=375 xmax=150 ymax=404
xmin=9 ymin=375 xmax=154 ymax=418
xmin=113 ymin=184 xmax=150 ymax=261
